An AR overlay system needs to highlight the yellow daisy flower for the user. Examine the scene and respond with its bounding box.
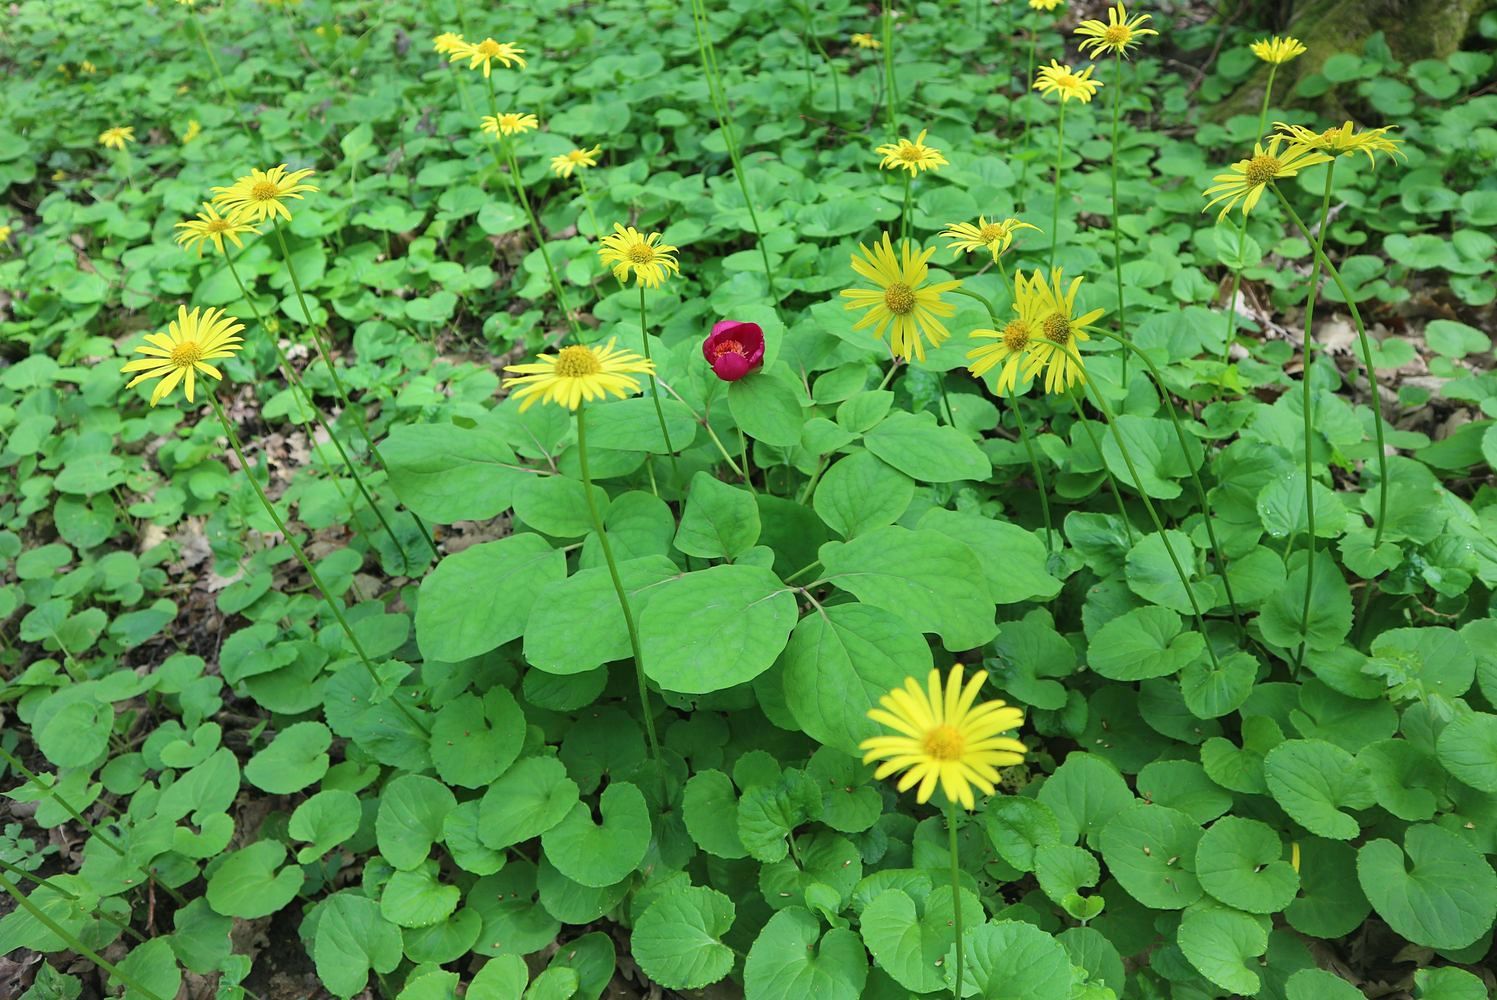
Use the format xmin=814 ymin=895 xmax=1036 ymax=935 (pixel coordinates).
xmin=121 ymin=306 xmax=245 ymax=406
xmin=840 ymin=233 xmax=961 ymax=363
xmin=480 ymin=113 xmax=539 ymax=137
xmin=1034 ymin=60 xmax=1103 ymax=103
xmin=0 ymin=224 xmax=12 ymax=243
xmin=1020 ymin=268 xmax=1104 ymax=394
xmin=875 ymin=129 xmax=948 ymax=176
xmin=598 ymin=224 xmax=680 ymax=288
xmin=80 ymin=60 xmax=98 ymax=75
xmin=850 ymin=32 xmax=881 ymax=49
xmin=210 ymin=164 xmax=318 ymax=224
xmin=432 ymin=32 xmax=464 ymax=54
xmin=450 ymin=38 xmax=527 ymax=77
xmin=1075 ymin=2 xmax=1157 ymax=58
xmin=180 ymin=119 xmax=202 ymax=144
xmin=1202 ymin=137 xmax=1331 ymax=221
xmin=859 ymin=665 xmax=1027 ymax=811
xmin=174 ymin=203 xmax=261 ymax=257
xmin=550 ymin=145 xmax=602 ymax=179
xmin=941 ymin=216 xmax=1040 ymax=263
xmin=1029 ymin=0 xmax=1063 ymax=8
xmin=1251 ymin=35 xmax=1306 ymax=65
xmin=98 ymin=126 xmax=135 ymax=150
xmin=1272 ymin=121 xmax=1405 ymax=167
xmin=967 ymin=269 xmax=1046 ymax=394
xmin=502 ymin=339 xmax=655 ymax=412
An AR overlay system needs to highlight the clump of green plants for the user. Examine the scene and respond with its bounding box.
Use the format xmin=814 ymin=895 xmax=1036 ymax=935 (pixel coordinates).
xmin=2 ymin=0 xmax=1495 ymax=998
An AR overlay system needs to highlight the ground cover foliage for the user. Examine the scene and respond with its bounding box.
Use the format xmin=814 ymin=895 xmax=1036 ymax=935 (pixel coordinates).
xmin=2 ymin=0 xmax=1497 ymax=997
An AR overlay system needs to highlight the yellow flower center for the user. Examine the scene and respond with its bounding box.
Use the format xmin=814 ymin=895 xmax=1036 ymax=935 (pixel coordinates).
xmin=171 ymin=341 xmax=204 ymax=367
xmin=477 ymin=40 xmax=501 ymax=57
xmin=627 ymin=243 xmax=656 ymax=264
xmin=251 ymin=180 xmax=279 ymax=202
xmin=205 ymin=218 xmax=230 ymax=233
xmin=883 ymin=281 xmax=916 ymax=315
xmin=897 ymin=144 xmax=923 ymax=162
xmin=1244 ymin=154 xmax=1282 ymax=186
xmin=1042 ymin=313 xmax=1071 ymax=346
xmin=922 ymin=724 xmax=966 ymax=761
xmin=554 ymin=345 xmax=602 ymax=378
xmin=1104 ymin=24 xmax=1130 ymax=46
xmin=1003 ymin=320 xmax=1031 ymax=352
xmin=978 ymin=222 xmax=1007 ymax=243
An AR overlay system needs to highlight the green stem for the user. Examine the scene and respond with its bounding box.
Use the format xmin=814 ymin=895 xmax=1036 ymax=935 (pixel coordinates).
xmin=1018 ymin=32 xmax=1038 ymax=186
xmin=207 ymin=393 xmax=430 ymax=735
xmin=1049 ymin=101 xmax=1066 ymax=270
xmin=1293 ymin=163 xmax=1337 ymax=669
xmin=738 ymin=426 xmax=756 ymax=493
xmin=1009 ymin=388 xmax=1055 ymax=555
xmin=638 ymin=285 xmax=680 ymax=485
xmin=1070 ymin=380 xmax=1219 ymax=668
xmin=189 ymin=13 xmax=253 ymax=143
xmin=270 ymin=220 xmax=439 ymax=559
xmin=901 ymin=172 xmax=912 ymax=244
xmin=0 ymin=858 xmax=145 ymax=943
xmin=1109 ymin=51 xmax=1126 ymax=386
xmin=946 ymin=799 xmax=966 ymax=1000
xmin=1091 ymin=329 xmax=1243 ymax=629
xmin=225 ymin=254 xmax=409 ymax=570
xmin=576 ymin=169 xmax=602 ymax=245
xmin=1271 ymin=184 xmax=1388 ymax=549
xmin=577 ymin=402 xmax=665 ymax=798
xmin=1217 ymin=64 xmax=1279 ymax=373
xmin=881 ymin=0 xmax=898 ymax=133
xmin=0 ymin=873 xmax=167 ymax=1000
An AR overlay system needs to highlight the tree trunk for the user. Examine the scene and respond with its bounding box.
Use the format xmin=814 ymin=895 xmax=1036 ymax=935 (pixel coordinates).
xmin=1212 ymin=0 xmax=1490 ymax=122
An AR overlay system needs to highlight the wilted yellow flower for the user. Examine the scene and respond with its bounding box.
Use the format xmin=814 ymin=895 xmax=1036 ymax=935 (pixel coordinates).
xmin=211 ymin=164 xmax=318 ymax=224
xmin=1034 ymin=60 xmax=1103 ymax=103
xmin=1272 ymin=121 xmax=1405 ymax=167
xmin=450 ymin=38 xmax=527 ymax=77
xmin=1202 ymin=137 xmax=1331 ymax=220
xmin=1075 ymin=2 xmax=1157 ymax=58
xmin=968 ymin=269 xmax=1045 ymax=394
xmin=98 ymin=126 xmax=135 ymax=150
xmin=942 ymin=216 xmax=1039 ymax=263
xmin=840 ymin=233 xmax=960 ymax=363
xmin=875 ymin=129 xmax=948 ymax=175
xmin=850 ymin=32 xmax=881 ymax=49
xmin=1021 ymin=268 xmax=1104 ymax=393
xmin=480 ymin=113 xmax=539 ymax=137
xmin=175 ymin=203 xmax=261 ymax=256
xmin=598 ymin=224 xmax=680 ymax=288
xmin=502 ymin=339 xmax=654 ymax=412
xmin=1030 ymin=0 xmax=1063 ymax=9
xmin=860 ymin=665 xmax=1027 ymax=811
xmin=181 ymin=119 xmax=202 ymax=144
xmin=550 ymin=145 xmax=602 ymax=178
xmin=121 ymin=306 xmax=245 ymax=406
xmin=432 ymin=32 xmax=464 ymax=54
xmin=1251 ymin=35 xmax=1306 ymax=64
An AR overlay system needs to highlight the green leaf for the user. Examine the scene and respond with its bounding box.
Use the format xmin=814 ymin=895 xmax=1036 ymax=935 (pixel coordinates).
xmin=1258 ymin=552 xmax=1353 ymax=652
xmin=1286 ymin=838 xmax=1370 ymax=939
xmin=1413 ymin=966 xmax=1491 ymax=1000
xmin=429 ymin=689 xmax=525 ymax=788
xmin=819 ymin=526 xmax=998 ymax=650
xmin=1088 ymin=606 xmax=1204 ymax=680
xmin=961 ymin=919 xmax=1074 ymax=1000
xmin=1424 ymin=319 xmax=1488 ymax=358
xmin=1037 ymin=753 xmax=1135 ymax=846
xmin=916 ymin=508 xmax=1062 ymax=605
xmin=580 ymin=397 xmax=698 ymax=454
xmin=738 ymin=770 xmax=824 ymax=863
xmin=1436 ymin=711 xmax=1497 ymax=792
xmin=1285 ymin=968 xmax=1364 ymax=1000
xmin=638 ymin=564 xmax=798 ymax=693
xmin=781 ymin=603 xmax=933 ymax=756
xmin=112 ymin=938 xmax=181 ymax=1000
xmin=674 ymin=472 xmax=761 ymax=558
xmin=631 ymin=886 xmax=736 ymax=990
xmin=311 ymin=892 xmax=403 ymax=999
xmin=415 ymin=534 xmax=564 ymax=663
xmin=289 ymin=790 xmax=362 ymax=864
xmin=467 ymin=955 xmax=529 ymax=1000
xmin=206 ymin=841 xmax=303 ymax=918
xmin=540 ymin=781 xmax=651 ymax=888
xmin=982 ymin=796 xmax=1062 ymax=873
xmin=812 ymin=450 xmax=914 ymax=538
xmin=1125 ymin=530 xmax=1215 ymax=616
xmin=864 ymin=410 xmax=991 ymax=482
xmin=478 ymin=757 xmax=581 ymax=851
xmin=744 ymin=908 xmax=868 ymax=1000
xmin=525 ymin=556 xmax=679 ymax=675
xmin=1180 ymin=650 xmax=1258 ymax=719
xmin=1195 ymin=816 xmax=1298 ymax=913
xmin=1257 ymin=472 xmax=1348 ymax=539
xmin=380 ymin=866 xmax=460 ymax=928
xmin=859 ymin=886 xmax=985 ymax=995
xmin=1357 ymin=824 xmax=1497 ymax=950
xmin=1263 ymin=739 xmax=1375 ymax=840
xmin=383 ymin=418 xmax=528 ymax=524
xmin=1177 ymin=900 xmax=1269 ymax=996
xmin=682 ymin=770 xmax=748 ymax=859
xmin=243 ymin=721 xmax=331 ymax=795
xmin=730 ymin=367 xmax=805 ymax=447
xmin=377 ymin=774 xmax=457 ymax=870
xmin=511 ymin=475 xmax=610 ymax=538
xmin=1097 ymin=802 xmax=1204 ymax=909
xmin=1099 ymin=415 xmax=1203 ymax=500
